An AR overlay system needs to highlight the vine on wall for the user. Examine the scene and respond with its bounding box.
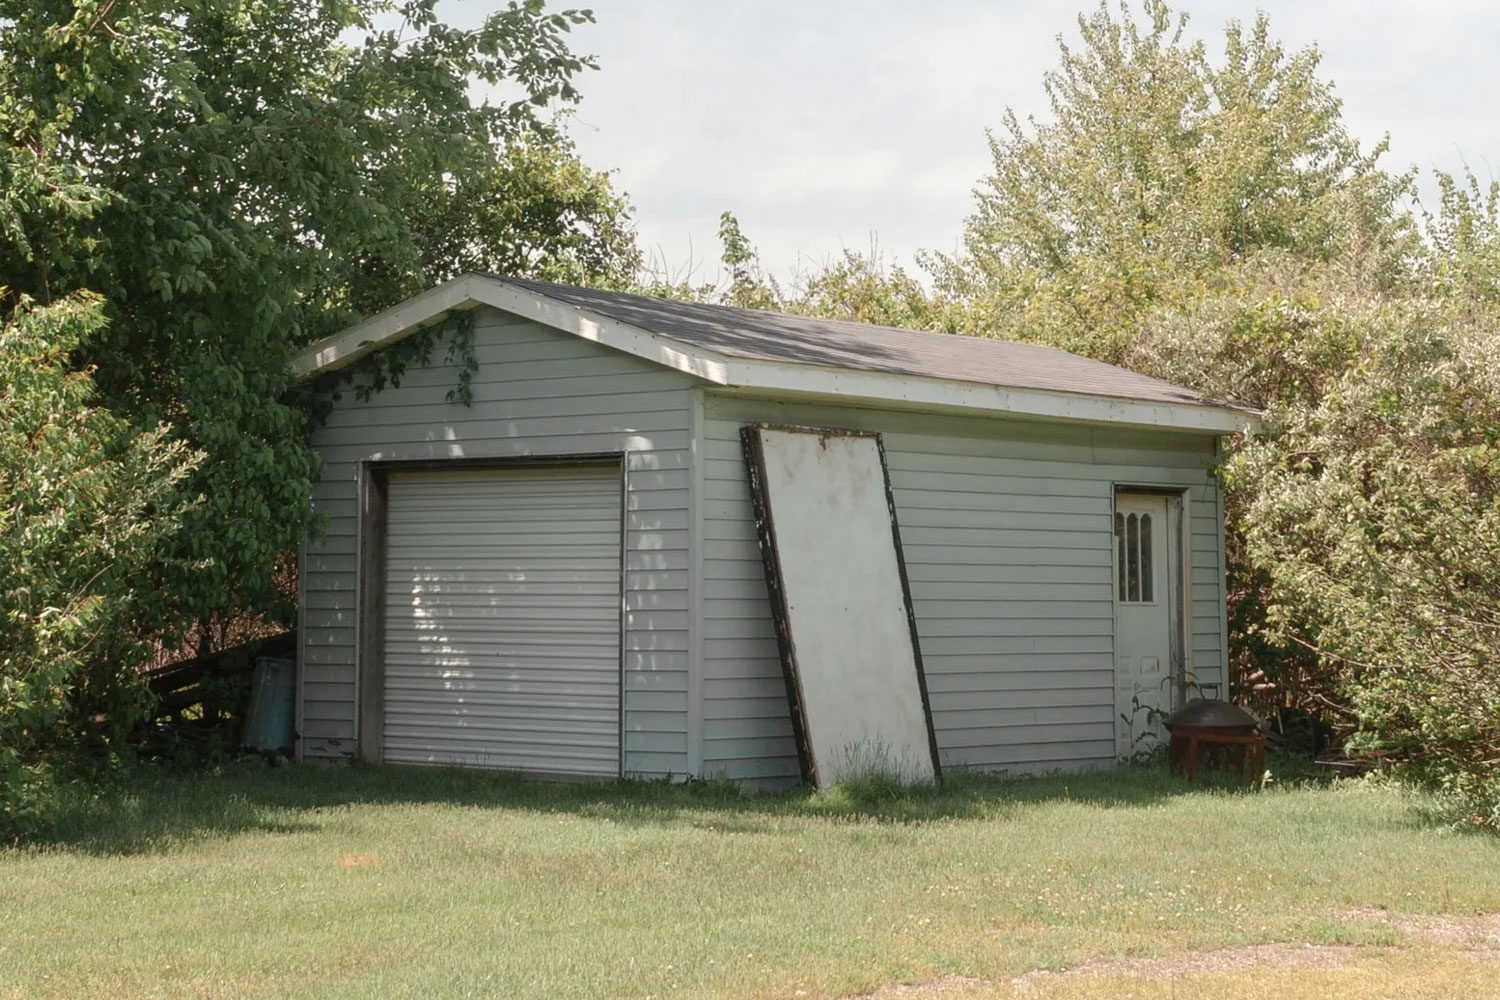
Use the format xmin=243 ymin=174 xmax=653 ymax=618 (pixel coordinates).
xmin=299 ymin=309 xmax=480 ymax=425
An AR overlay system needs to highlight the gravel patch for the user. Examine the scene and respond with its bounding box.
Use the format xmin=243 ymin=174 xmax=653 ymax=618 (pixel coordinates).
xmin=841 ymin=975 xmax=993 ymax=999
xmin=842 ymin=918 xmax=1500 ymax=999
xmin=1008 ymin=942 xmax=1356 ymax=991
xmin=1343 ymin=906 xmax=1500 ymax=950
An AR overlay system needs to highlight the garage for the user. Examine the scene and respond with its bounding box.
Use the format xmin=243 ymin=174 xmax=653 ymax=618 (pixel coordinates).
xmin=379 ymin=463 xmax=624 ymax=776
xmin=297 ymin=274 xmax=1253 ymax=781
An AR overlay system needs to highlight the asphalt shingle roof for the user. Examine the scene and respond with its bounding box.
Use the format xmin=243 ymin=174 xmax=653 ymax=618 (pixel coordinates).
xmin=497 ymin=276 xmax=1216 ymax=409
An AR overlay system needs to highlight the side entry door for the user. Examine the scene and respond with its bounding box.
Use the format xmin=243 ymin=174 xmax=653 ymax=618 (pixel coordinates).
xmin=1113 ymin=493 xmax=1172 ymax=757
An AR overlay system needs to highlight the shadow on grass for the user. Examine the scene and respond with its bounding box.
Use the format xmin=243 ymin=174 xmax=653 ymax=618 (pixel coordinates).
xmin=22 ymin=752 xmax=1326 ymax=856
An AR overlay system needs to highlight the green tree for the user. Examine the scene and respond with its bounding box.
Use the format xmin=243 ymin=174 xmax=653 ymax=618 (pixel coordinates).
xmin=792 ymin=250 xmax=948 ymax=331
xmin=1422 ymin=169 xmax=1500 ymax=306
xmin=0 ymin=0 xmax=607 ymax=651
xmin=1228 ymin=294 xmax=1500 ymax=829
xmin=415 ymin=131 xmax=641 ymax=287
xmin=0 ymin=294 xmax=200 ymax=836
xmin=648 ymin=213 xmax=957 ymax=333
xmin=716 ymin=211 xmax=783 ymax=311
xmin=941 ymin=0 xmax=1413 ymax=359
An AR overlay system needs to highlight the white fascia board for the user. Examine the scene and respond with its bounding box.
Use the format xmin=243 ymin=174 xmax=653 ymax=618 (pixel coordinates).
xmin=292 ymin=277 xmax=485 ymax=378
xmin=292 ymin=274 xmax=732 ymax=385
xmin=466 ymin=281 xmax=731 ymax=385
xmin=719 ymin=358 xmax=1262 ymax=435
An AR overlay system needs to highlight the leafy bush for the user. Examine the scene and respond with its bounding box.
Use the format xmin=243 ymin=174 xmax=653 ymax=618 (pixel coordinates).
xmin=1232 ymin=307 xmax=1500 ymax=829
xmin=1115 ymin=262 xmax=1500 ymax=826
xmin=0 ymin=295 xmax=200 ymax=837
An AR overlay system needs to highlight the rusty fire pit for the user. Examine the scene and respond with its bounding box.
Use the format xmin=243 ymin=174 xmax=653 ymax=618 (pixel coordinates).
xmin=1164 ymin=699 xmax=1265 ymax=782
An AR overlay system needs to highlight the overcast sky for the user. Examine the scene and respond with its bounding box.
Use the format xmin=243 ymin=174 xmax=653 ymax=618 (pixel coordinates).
xmin=504 ymin=1 xmax=1500 ymax=285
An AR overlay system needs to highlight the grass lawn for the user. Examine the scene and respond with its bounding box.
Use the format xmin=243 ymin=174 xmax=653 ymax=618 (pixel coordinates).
xmin=3 ymin=761 xmax=1499 ymax=999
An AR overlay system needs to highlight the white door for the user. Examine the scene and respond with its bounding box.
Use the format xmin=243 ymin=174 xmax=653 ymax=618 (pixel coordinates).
xmin=1113 ymin=493 xmax=1173 ymax=757
xmin=381 ymin=465 xmax=622 ymax=776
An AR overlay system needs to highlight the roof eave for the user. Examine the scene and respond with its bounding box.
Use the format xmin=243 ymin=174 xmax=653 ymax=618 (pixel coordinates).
xmin=291 ymin=273 xmax=1262 ymax=436
xmin=291 ymin=273 xmax=735 ymax=384
xmin=716 ymin=358 xmax=1261 ymax=435
xmin=291 ymin=276 xmax=484 ymax=378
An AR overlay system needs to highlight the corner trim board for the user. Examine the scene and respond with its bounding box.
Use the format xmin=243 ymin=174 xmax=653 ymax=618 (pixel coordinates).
xmin=356 ymin=464 xmax=388 ymax=761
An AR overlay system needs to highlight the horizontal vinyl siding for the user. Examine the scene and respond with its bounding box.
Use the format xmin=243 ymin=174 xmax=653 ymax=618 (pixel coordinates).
xmin=698 ymin=393 xmax=1225 ymax=783
xmin=299 ymin=309 xmax=698 ymax=777
xmin=1189 ymin=479 xmax=1228 ymax=698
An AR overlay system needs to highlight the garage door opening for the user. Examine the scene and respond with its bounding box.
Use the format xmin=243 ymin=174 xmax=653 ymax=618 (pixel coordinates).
xmin=359 ymin=462 xmax=624 ymax=777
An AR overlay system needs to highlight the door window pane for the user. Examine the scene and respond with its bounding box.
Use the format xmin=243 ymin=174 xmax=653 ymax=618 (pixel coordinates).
xmin=1140 ymin=513 xmax=1153 ymax=602
xmin=1115 ymin=512 xmax=1126 ymax=601
xmin=1116 ymin=505 xmax=1157 ymax=604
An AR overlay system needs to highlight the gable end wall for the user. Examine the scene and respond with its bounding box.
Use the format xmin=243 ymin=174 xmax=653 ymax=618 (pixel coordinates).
xmin=298 ymin=307 xmax=699 ymax=777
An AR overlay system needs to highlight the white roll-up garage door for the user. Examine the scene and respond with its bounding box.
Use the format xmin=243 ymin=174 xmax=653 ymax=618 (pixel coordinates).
xmin=381 ymin=465 xmax=623 ymax=775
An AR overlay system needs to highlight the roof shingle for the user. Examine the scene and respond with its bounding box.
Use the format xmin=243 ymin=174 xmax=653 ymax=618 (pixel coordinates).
xmin=498 ymin=276 xmax=1215 ymax=409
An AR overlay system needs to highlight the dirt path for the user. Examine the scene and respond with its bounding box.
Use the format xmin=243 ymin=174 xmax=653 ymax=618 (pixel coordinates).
xmin=842 ymin=911 xmax=1500 ymax=999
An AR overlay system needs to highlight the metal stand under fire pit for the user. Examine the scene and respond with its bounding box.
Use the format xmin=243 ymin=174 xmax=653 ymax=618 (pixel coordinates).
xmin=1164 ymin=700 xmax=1266 ymax=782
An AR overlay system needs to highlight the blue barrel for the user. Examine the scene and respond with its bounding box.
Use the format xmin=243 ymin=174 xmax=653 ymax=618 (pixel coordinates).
xmin=244 ymin=655 xmax=296 ymax=753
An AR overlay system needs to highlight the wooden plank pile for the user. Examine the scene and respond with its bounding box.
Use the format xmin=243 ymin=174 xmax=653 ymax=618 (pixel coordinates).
xmin=136 ymin=632 xmax=295 ymax=754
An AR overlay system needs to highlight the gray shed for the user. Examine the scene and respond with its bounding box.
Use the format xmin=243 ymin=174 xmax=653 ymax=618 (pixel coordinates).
xmin=293 ymin=274 xmax=1258 ymax=783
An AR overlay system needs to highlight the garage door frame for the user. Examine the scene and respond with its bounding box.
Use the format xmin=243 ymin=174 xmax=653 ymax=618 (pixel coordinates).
xmin=354 ymin=453 xmax=627 ymax=772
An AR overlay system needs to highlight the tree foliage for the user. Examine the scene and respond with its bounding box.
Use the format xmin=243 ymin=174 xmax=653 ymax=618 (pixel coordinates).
xmin=1233 ymin=298 xmax=1500 ymax=827
xmin=415 ymin=132 xmax=641 ymax=287
xmin=652 ymin=212 xmax=954 ymax=333
xmin=0 ymin=294 xmax=199 ymax=836
xmin=937 ymin=0 xmax=1414 ymax=359
xmin=1423 ymin=170 xmax=1500 ymax=305
xmin=0 ymin=0 xmax=618 ymax=650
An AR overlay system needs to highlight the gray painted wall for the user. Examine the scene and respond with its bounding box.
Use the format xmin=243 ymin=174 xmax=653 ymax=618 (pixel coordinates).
xmin=697 ymin=393 xmax=1226 ymax=784
xmin=299 ymin=307 xmax=699 ymax=777
xmin=299 ymin=305 xmax=1230 ymax=784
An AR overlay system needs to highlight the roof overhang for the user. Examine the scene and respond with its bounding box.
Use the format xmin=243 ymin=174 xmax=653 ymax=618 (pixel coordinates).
xmin=292 ymin=273 xmax=1262 ymax=436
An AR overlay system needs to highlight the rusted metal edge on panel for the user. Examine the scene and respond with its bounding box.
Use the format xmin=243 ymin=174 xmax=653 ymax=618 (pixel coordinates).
xmin=747 ymin=422 xmax=882 ymax=440
xmin=740 ymin=424 xmax=816 ymax=787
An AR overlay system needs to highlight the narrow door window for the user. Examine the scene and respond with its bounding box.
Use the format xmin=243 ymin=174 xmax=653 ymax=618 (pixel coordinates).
xmin=1115 ymin=509 xmax=1154 ymax=603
